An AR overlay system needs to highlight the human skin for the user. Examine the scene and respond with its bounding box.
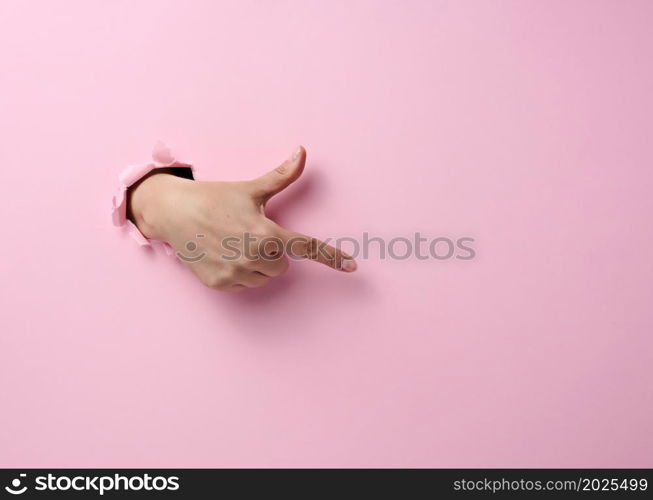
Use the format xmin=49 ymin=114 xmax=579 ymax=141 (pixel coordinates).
xmin=128 ymin=146 xmax=357 ymax=291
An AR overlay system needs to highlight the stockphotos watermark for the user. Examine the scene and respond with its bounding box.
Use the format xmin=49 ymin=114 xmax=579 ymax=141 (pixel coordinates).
xmin=176 ymin=232 xmax=476 ymax=263
xmin=3 ymin=472 xmax=179 ymax=496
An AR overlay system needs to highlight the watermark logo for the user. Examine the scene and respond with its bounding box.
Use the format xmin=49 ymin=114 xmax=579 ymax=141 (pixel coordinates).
xmin=4 ymin=474 xmax=27 ymax=495
xmin=177 ymin=234 xmax=206 ymax=262
xmin=175 ymin=231 xmax=476 ymax=264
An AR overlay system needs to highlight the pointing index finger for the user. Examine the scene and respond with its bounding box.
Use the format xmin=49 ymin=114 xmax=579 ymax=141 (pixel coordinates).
xmin=279 ymin=230 xmax=357 ymax=272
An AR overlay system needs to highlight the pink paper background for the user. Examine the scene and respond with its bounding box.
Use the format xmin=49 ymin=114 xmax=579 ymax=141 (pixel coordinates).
xmin=1 ymin=0 xmax=651 ymax=467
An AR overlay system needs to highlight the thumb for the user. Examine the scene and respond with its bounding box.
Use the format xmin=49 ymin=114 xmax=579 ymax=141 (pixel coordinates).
xmin=250 ymin=146 xmax=306 ymax=203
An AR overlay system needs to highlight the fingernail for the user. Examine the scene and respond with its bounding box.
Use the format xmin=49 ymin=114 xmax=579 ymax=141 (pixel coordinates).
xmin=341 ymin=259 xmax=357 ymax=272
xmin=292 ymin=146 xmax=302 ymax=160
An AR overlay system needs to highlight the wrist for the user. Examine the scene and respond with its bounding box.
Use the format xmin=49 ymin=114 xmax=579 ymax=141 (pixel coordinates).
xmin=128 ymin=171 xmax=189 ymax=242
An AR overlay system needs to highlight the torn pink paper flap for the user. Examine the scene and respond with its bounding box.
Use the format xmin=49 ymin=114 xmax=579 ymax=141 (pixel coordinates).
xmin=111 ymin=142 xmax=193 ymax=254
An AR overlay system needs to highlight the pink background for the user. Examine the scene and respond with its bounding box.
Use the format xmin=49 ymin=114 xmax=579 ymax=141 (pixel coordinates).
xmin=1 ymin=0 xmax=652 ymax=467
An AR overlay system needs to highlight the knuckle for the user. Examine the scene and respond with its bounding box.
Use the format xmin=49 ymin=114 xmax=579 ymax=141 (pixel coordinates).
xmin=223 ymin=266 xmax=239 ymax=281
xmin=203 ymin=270 xmax=235 ymax=289
xmin=240 ymin=257 xmax=257 ymax=269
xmin=209 ymin=277 xmax=226 ymax=289
xmin=199 ymin=273 xmax=216 ymax=288
xmin=201 ymin=275 xmax=219 ymax=289
xmin=263 ymin=237 xmax=283 ymax=256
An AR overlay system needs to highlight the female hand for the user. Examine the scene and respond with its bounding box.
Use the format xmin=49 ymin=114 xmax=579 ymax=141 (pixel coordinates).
xmin=128 ymin=146 xmax=357 ymax=291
